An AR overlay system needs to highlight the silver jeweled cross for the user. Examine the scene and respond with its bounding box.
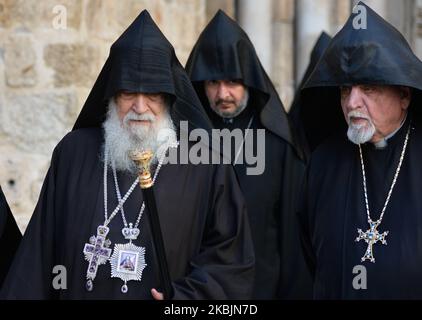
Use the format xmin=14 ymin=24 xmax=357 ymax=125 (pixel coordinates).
xmin=83 ymin=225 xmax=112 ymax=291
xmin=355 ymin=219 xmax=389 ymax=263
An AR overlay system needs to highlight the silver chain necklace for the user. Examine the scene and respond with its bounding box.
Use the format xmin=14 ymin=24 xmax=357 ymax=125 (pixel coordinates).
xmin=108 ymin=145 xmax=172 ymax=293
xmin=83 ymin=141 xmax=178 ymax=292
xmin=355 ymin=124 xmax=411 ymax=263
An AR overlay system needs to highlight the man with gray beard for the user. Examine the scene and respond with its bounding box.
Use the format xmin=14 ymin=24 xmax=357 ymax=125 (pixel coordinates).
xmin=1 ymin=10 xmax=254 ymax=300
xmin=186 ymin=10 xmax=312 ymax=299
xmin=298 ymin=2 xmax=422 ymax=299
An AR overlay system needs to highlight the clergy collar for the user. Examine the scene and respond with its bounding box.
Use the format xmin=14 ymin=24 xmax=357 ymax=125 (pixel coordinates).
xmin=222 ymin=117 xmax=234 ymax=124
xmin=373 ymin=112 xmax=408 ymax=150
xmin=215 ymin=100 xmax=249 ymax=124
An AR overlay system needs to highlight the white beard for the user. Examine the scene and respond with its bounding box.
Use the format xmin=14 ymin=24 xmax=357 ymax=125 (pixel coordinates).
xmin=346 ymin=111 xmax=376 ymax=145
xmin=102 ymin=99 xmax=177 ymax=174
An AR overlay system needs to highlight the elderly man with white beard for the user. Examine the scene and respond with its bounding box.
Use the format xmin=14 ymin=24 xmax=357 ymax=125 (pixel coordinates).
xmin=343 ymin=86 xmax=410 ymax=148
xmin=297 ymin=2 xmax=422 ymax=299
xmin=0 ymin=11 xmax=254 ymax=300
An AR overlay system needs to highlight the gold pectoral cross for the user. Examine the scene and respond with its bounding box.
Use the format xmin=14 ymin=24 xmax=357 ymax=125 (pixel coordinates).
xmin=355 ymin=219 xmax=389 ymax=263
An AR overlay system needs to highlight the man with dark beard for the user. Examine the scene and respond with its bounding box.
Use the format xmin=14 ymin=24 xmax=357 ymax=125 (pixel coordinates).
xmin=186 ymin=10 xmax=312 ymax=299
xmin=298 ymin=2 xmax=422 ymax=299
xmin=0 ymin=186 xmax=21 ymax=289
xmin=1 ymin=10 xmax=254 ymax=300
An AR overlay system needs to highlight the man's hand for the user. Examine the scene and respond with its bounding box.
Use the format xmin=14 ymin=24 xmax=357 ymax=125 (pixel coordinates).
xmin=151 ymin=288 xmax=164 ymax=300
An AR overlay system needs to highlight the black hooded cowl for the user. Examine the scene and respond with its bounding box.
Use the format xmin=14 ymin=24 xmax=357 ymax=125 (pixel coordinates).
xmin=289 ymin=32 xmax=333 ymax=159
xmin=73 ymin=10 xmax=213 ymax=135
xmin=186 ymin=10 xmax=313 ymax=299
xmin=1 ymin=10 xmax=255 ymax=300
xmin=298 ymin=2 xmax=422 ymax=299
xmin=301 ymin=1 xmax=422 ymax=145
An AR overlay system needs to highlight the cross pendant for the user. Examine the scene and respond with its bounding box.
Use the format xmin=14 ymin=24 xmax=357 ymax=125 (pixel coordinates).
xmin=83 ymin=225 xmax=112 ymax=291
xmin=355 ymin=219 xmax=389 ymax=263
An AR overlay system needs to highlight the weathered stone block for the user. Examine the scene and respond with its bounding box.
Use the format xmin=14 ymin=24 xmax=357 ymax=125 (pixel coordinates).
xmin=0 ymin=0 xmax=82 ymax=30
xmin=5 ymin=34 xmax=37 ymax=88
xmin=44 ymin=43 xmax=99 ymax=87
xmin=1 ymin=91 xmax=77 ymax=155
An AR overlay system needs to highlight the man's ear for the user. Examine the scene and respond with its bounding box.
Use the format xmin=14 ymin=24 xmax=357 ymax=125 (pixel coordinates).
xmin=400 ymin=86 xmax=412 ymax=110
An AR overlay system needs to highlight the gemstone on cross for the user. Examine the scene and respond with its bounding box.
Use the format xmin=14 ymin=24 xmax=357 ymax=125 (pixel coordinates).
xmin=355 ymin=219 xmax=389 ymax=263
xmin=83 ymin=225 xmax=112 ymax=283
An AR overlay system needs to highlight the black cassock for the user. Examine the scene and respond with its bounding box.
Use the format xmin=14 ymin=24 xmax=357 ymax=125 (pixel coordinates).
xmin=1 ymin=128 xmax=253 ymax=299
xmin=1 ymin=10 xmax=254 ymax=299
xmin=0 ymin=186 xmax=21 ymax=288
xmin=299 ymin=115 xmax=422 ymax=299
xmin=298 ymin=2 xmax=422 ymax=299
xmin=186 ymin=10 xmax=312 ymax=299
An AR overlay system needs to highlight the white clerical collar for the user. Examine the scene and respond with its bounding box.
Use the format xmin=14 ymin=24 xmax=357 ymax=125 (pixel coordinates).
xmin=373 ymin=112 xmax=408 ymax=149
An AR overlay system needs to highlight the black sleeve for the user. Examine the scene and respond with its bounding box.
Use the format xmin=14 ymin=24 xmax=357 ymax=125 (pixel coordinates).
xmin=0 ymin=187 xmax=22 ymax=289
xmin=172 ymin=165 xmax=255 ymax=299
xmin=278 ymin=145 xmax=314 ymax=299
xmin=0 ymin=147 xmax=60 ymax=299
xmin=295 ymin=164 xmax=317 ymax=283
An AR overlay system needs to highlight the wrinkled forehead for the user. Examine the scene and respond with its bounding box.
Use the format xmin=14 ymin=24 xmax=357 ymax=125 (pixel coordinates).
xmin=115 ymin=89 xmax=164 ymax=96
xmin=339 ymin=84 xmax=410 ymax=95
xmin=113 ymin=90 xmax=174 ymax=103
xmin=203 ymin=79 xmax=247 ymax=87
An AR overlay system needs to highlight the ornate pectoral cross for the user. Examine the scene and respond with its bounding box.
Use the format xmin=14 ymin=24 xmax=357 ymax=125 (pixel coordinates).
xmin=83 ymin=225 xmax=112 ymax=291
xmin=355 ymin=219 xmax=389 ymax=263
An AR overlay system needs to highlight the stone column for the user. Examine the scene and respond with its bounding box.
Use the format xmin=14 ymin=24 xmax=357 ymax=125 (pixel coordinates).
xmin=237 ymin=0 xmax=273 ymax=72
xmin=295 ymin=0 xmax=332 ymax=83
xmin=206 ymin=0 xmax=235 ymax=20
xmin=354 ymin=0 xmax=415 ymax=49
xmin=415 ymin=0 xmax=422 ymax=60
xmin=352 ymin=0 xmax=387 ymax=17
xmin=272 ymin=0 xmax=295 ymax=109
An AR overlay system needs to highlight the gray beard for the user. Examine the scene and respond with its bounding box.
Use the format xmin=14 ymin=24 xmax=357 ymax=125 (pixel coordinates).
xmin=209 ymin=89 xmax=249 ymax=119
xmin=346 ymin=111 xmax=376 ymax=145
xmin=102 ymin=99 xmax=177 ymax=174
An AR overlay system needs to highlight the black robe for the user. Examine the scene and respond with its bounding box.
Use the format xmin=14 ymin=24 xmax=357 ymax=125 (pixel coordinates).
xmin=186 ymin=10 xmax=312 ymax=299
xmin=1 ymin=128 xmax=254 ymax=299
xmin=298 ymin=1 xmax=422 ymax=299
xmin=298 ymin=114 xmax=422 ymax=299
xmin=1 ymin=10 xmax=254 ymax=300
xmin=0 ymin=186 xmax=21 ymax=289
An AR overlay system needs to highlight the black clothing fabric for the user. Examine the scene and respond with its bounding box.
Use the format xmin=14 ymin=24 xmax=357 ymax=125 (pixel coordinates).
xmin=298 ymin=2 xmax=422 ymax=299
xmin=186 ymin=10 xmax=312 ymax=299
xmin=1 ymin=10 xmax=254 ymax=300
xmin=290 ymin=32 xmax=333 ymax=158
xmin=0 ymin=186 xmax=21 ymax=289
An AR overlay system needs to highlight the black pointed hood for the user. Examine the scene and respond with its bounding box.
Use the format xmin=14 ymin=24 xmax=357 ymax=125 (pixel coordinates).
xmin=73 ymin=10 xmax=212 ymax=133
xmin=300 ymin=2 xmax=422 ymax=149
xmin=290 ymin=32 xmax=332 ymax=157
xmin=296 ymin=32 xmax=332 ymax=93
xmin=304 ymin=2 xmax=422 ymax=90
xmin=185 ymin=10 xmax=300 ymax=156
